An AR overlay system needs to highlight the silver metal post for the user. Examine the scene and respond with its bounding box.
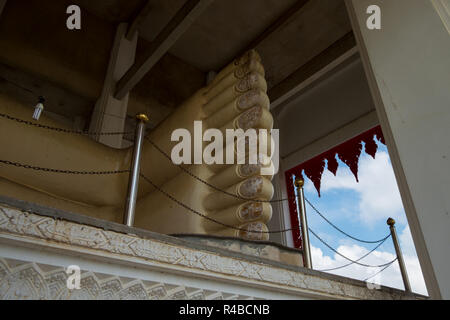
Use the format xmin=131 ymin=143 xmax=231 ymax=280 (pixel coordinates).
xmin=387 ymin=218 xmax=411 ymax=292
xmin=123 ymin=114 xmax=149 ymax=227
xmin=295 ymin=178 xmax=313 ymax=269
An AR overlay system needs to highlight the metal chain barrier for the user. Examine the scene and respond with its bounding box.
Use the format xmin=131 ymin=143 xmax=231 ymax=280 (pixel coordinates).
xmin=0 ymin=113 xmax=132 ymax=136
xmin=0 ymin=155 xmax=400 ymax=271
xmin=317 ymin=234 xmax=391 ymax=272
xmin=0 ymin=118 xmax=391 ymax=239
xmin=144 ymin=136 xmax=291 ymax=203
xmin=0 ymin=112 xmax=293 ymax=234
xmin=138 ymin=168 xmax=401 ymax=283
xmin=363 ymin=259 xmax=398 ymax=282
xmin=0 ymin=159 xmax=130 ymax=175
xmin=0 ymin=111 xmax=406 ymax=281
xmin=140 ymin=173 xmax=299 ymax=234
xmin=140 ymin=172 xmax=401 ymax=276
xmin=308 ymin=227 xmax=397 ymax=268
xmin=305 ymin=197 xmax=390 ymax=244
xmin=144 ymin=136 xmax=391 ymax=243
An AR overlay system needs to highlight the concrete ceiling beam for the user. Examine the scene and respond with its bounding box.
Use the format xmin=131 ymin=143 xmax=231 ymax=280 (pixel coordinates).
xmin=126 ymin=0 xmax=153 ymax=41
xmin=114 ymin=0 xmax=214 ymax=100
xmin=89 ymin=23 xmax=138 ymax=148
xmin=242 ymin=0 xmax=310 ymax=54
xmin=281 ymin=110 xmax=379 ymax=169
xmin=269 ymin=32 xmax=358 ymax=110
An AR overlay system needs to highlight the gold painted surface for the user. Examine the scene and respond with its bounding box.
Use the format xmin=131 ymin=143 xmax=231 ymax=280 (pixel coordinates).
xmin=0 ymin=50 xmax=275 ymax=240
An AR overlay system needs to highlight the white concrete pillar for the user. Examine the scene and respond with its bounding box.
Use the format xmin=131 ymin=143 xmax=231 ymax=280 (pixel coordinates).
xmin=89 ymin=23 xmax=138 ymax=148
xmin=346 ymin=0 xmax=450 ymax=299
xmin=276 ymin=158 xmax=295 ymax=248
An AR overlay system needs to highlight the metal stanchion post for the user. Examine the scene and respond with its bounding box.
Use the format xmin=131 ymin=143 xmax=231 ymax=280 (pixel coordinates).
xmin=295 ymin=178 xmax=313 ymax=269
xmin=123 ymin=114 xmax=149 ymax=227
xmin=387 ymin=217 xmax=411 ymax=292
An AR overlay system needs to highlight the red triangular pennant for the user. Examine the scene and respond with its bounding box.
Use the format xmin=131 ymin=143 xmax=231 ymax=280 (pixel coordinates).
xmin=363 ymin=135 xmax=378 ymax=159
xmin=303 ymin=159 xmax=326 ymax=197
xmin=286 ymin=126 xmax=385 ymax=196
xmin=326 ymin=152 xmax=338 ymax=176
xmin=337 ymin=141 xmax=362 ymax=182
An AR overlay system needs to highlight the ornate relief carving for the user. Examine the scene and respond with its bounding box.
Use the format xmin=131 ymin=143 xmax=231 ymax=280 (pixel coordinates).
xmin=238 ymin=177 xmax=263 ymax=198
xmin=0 ymin=205 xmax=416 ymax=300
xmin=237 ymin=89 xmax=269 ymax=111
xmin=0 ymin=259 xmax=245 ymax=300
xmin=239 ymin=202 xmax=263 ymax=221
xmin=236 ymin=73 xmax=264 ymax=93
xmin=0 ymin=263 xmax=49 ymax=300
xmin=238 ymin=222 xmax=265 ymax=241
xmin=236 ymin=106 xmax=263 ymax=130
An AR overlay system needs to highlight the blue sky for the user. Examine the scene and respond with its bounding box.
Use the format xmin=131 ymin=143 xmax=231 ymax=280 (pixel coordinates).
xmin=299 ymin=141 xmax=428 ymax=295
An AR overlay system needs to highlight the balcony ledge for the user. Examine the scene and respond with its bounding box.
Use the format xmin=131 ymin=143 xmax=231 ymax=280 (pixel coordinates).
xmin=0 ymin=195 xmax=426 ymax=300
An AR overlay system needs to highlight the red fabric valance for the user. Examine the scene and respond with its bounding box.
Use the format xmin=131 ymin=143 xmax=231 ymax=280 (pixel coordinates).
xmin=284 ymin=125 xmax=385 ymax=249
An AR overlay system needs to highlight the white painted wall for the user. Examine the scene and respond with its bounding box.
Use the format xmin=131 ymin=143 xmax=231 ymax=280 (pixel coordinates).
xmin=0 ymin=242 xmax=301 ymax=300
xmin=89 ymin=23 xmax=138 ymax=148
xmin=346 ymin=0 xmax=450 ymax=299
xmin=271 ymin=58 xmax=379 ymax=247
xmin=275 ymin=58 xmax=376 ymax=160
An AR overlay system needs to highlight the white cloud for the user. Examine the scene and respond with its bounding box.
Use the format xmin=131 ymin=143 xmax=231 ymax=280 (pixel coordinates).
xmin=302 ymin=148 xmax=428 ymax=296
xmin=398 ymin=226 xmax=428 ymax=295
xmin=305 ymin=151 xmax=406 ymax=226
xmin=399 ymin=225 xmax=416 ymax=256
xmin=311 ymin=243 xmax=428 ymax=296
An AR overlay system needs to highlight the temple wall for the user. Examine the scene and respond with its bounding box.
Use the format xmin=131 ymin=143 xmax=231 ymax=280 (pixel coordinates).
xmin=346 ymin=0 xmax=450 ymax=299
xmin=0 ymin=200 xmax=423 ymax=300
xmin=275 ymin=58 xmax=377 ymax=164
xmin=0 ymin=0 xmax=205 ymax=130
xmin=272 ymin=57 xmax=379 ymax=247
xmin=0 ymin=50 xmax=276 ymax=241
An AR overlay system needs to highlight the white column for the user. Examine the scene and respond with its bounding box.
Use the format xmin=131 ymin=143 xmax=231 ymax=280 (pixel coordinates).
xmin=277 ymin=159 xmax=294 ymax=248
xmin=89 ymin=23 xmax=138 ymax=148
xmin=346 ymin=0 xmax=450 ymax=299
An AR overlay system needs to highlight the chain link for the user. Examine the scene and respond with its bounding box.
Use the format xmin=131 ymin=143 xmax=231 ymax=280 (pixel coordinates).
xmin=363 ymin=259 xmax=398 ymax=282
xmin=309 ymin=227 xmax=397 ymax=268
xmin=305 ymin=198 xmax=390 ymax=244
xmin=317 ymin=234 xmax=391 ymax=272
xmin=145 ymin=136 xmax=391 ymax=243
xmin=0 ymin=111 xmax=393 ymax=254
xmin=144 ymin=136 xmax=290 ymax=203
xmin=0 ymin=113 xmax=133 ymax=136
xmin=0 ymin=156 xmax=396 ymax=270
xmin=0 ymin=159 xmax=130 ymax=175
xmin=1 ymin=156 xmax=397 ymax=268
xmin=140 ymin=173 xmax=299 ymax=234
